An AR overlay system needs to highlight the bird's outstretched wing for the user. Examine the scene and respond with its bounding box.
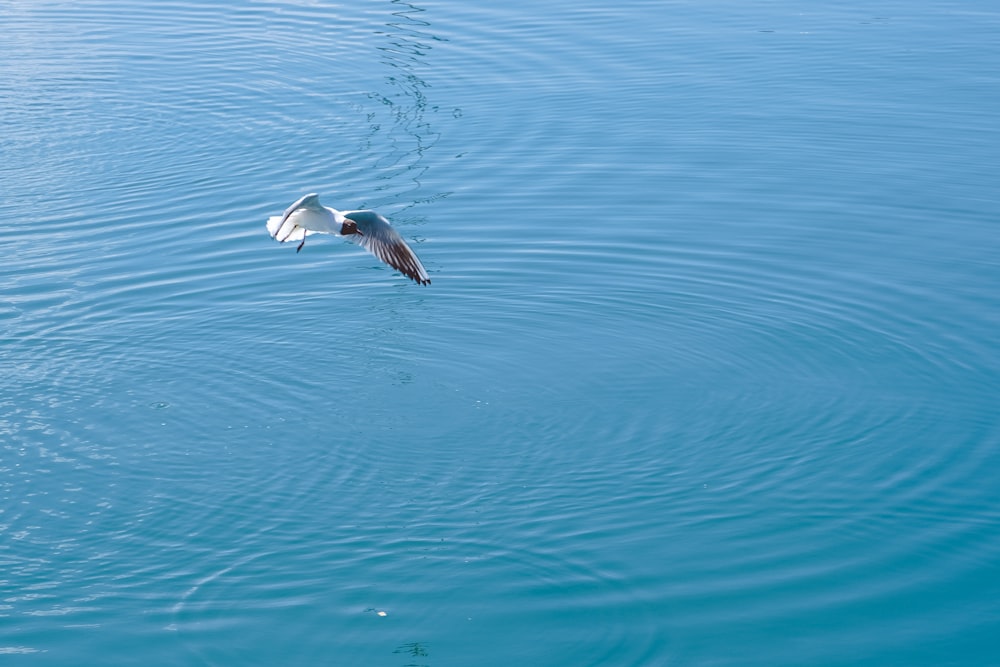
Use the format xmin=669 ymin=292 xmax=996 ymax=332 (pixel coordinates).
xmin=266 ymin=215 xmax=315 ymax=243
xmin=342 ymin=210 xmax=431 ymax=285
xmin=266 ymin=193 xmax=323 ymax=243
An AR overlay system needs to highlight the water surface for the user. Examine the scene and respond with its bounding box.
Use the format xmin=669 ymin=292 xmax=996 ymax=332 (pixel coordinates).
xmin=2 ymin=1 xmax=1000 ymax=665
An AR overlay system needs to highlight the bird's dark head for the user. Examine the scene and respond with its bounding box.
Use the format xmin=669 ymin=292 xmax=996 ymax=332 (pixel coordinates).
xmin=340 ymin=219 xmax=363 ymax=236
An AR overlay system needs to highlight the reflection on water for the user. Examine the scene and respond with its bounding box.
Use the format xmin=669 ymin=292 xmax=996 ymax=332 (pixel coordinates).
xmin=393 ymin=641 xmax=430 ymax=666
xmin=358 ymin=1 xmax=452 ymax=214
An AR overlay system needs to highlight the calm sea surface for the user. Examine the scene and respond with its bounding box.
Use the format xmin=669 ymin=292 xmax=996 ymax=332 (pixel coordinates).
xmin=3 ymin=1 xmax=999 ymax=665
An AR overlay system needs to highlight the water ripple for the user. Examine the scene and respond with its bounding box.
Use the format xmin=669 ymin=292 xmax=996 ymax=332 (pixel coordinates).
xmin=3 ymin=0 xmax=1000 ymax=664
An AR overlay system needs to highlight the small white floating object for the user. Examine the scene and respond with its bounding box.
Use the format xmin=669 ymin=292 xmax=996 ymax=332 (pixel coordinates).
xmin=266 ymin=193 xmax=431 ymax=285
xmin=377 ymin=610 xmax=387 ymax=617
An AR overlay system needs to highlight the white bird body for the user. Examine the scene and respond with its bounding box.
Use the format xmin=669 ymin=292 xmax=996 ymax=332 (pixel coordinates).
xmin=266 ymin=193 xmax=430 ymax=285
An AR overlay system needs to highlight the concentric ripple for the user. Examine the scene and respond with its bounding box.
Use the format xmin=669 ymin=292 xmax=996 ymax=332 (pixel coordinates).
xmin=3 ymin=0 xmax=1000 ymax=665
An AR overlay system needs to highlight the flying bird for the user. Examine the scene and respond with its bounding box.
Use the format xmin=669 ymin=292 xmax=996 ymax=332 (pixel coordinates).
xmin=266 ymin=193 xmax=431 ymax=285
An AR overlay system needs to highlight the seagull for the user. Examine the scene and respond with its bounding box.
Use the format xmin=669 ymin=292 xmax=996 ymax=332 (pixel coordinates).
xmin=266 ymin=193 xmax=431 ymax=285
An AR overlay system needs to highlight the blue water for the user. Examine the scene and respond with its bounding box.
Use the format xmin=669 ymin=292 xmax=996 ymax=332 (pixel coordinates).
xmin=3 ymin=1 xmax=1000 ymax=664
